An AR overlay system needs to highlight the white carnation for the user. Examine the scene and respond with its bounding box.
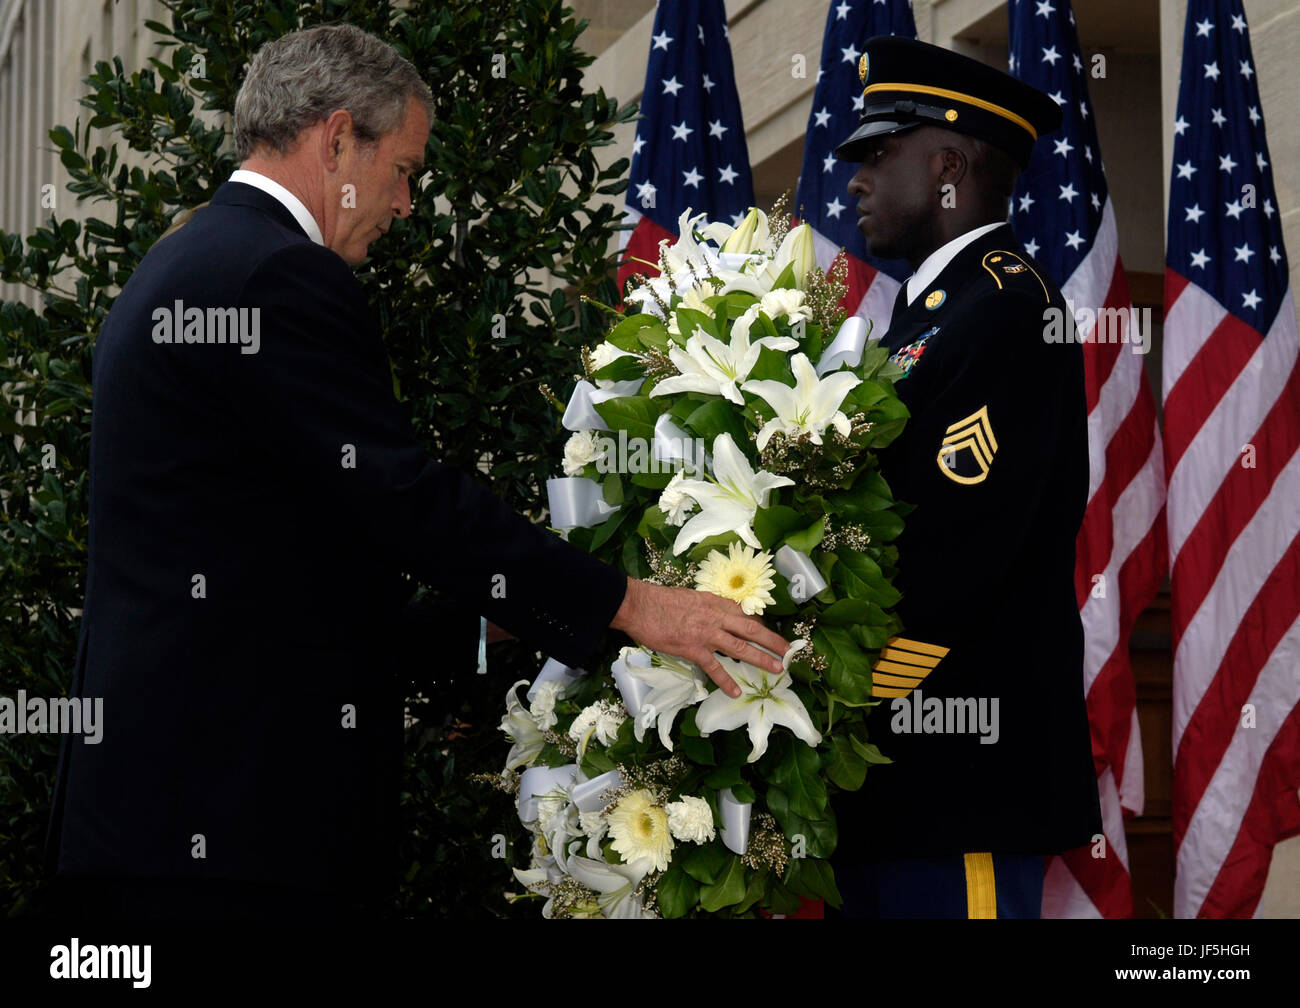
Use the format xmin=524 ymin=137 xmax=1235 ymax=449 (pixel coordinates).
xmin=666 ymin=795 xmax=716 ymax=844
xmin=568 ymin=700 xmax=627 ymax=748
xmin=758 ymin=288 xmax=813 ymax=325
xmin=658 ymin=469 xmax=698 ymax=527
xmin=536 ymin=794 xmax=567 ymax=834
xmin=562 ymin=430 xmax=606 ymax=477
xmin=528 ymin=680 xmax=564 ymax=731
xmin=578 ymin=810 xmax=607 ymax=838
xmin=590 ymin=341 xmax=628 ymax=372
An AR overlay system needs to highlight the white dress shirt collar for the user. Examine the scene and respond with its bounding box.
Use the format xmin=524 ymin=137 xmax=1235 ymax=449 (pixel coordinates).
xmin=229 ymin=169 xmax=324 ymax=247
xmin=905 ymin=221 xmax=1005 ymax=306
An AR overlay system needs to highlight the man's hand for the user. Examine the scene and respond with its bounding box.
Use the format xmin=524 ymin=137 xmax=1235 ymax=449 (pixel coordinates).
xmin=609 ymin=576 xmax=791 ymax=698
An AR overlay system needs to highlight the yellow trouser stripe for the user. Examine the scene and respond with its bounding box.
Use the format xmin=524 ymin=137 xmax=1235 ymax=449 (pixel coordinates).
xmin=964 ymin=852 xmax=997 ymax=919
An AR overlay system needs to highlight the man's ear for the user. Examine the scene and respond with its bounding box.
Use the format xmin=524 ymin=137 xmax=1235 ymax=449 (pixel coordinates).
xmin=938 ymin=145 xmax=970 ymax=189
xmin=321 ymin=109 xmax=355 ymax=171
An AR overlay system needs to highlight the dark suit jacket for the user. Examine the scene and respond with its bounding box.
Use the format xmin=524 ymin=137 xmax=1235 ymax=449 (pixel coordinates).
xmin=46 ymin=180 xmax=626 ymax=902
xmin=834 ymin=224 xmax=1102 ymax=861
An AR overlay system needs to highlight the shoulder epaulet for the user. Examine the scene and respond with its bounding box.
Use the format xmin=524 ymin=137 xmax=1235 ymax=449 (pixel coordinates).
xmin=979 ymin=250 xmax=1050 ymax=303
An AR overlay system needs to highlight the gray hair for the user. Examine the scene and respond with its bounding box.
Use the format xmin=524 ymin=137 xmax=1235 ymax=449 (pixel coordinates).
xmin=234 ymin=24 xmax=435 ymax=161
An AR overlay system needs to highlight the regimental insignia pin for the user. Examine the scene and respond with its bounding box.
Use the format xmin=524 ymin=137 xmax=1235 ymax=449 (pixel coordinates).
xmin=1003 ymin=263 xmax=1027 ymax=274
xmin=859 ymin=53 xmax=869 ymax=84
xmin=936 ymin=404 xmax=998 ymax=484
xmin=925 ymin=289 xmax=946 ymax=310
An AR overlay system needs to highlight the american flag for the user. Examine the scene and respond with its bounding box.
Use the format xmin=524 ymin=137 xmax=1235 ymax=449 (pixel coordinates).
xmin=1164 ymin=0 xmax=1300 ymax=919
xmin=1008 ymin=0 xmax=1168 ymax=918
xmin=794 ymin=0 xmax=914 ymax=332
xmin=618 ymin=0 xmax=754 ymax=293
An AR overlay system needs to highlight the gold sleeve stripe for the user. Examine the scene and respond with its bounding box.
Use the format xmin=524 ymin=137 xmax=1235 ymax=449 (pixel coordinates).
xmin=872 ymin=662 xmax=930 ymax=681
xmin=964 ymin=852 xmax=998 ymax=919
xmin=887 ymin=637 xmax=950 ymax=659
xmin=942 ymin=405 xmax=999 ymax=454
xmin=942 ymin=426 xmax=996 ymax=466
xmin=879 ymin=648 xmax=941 ymax=669
xmin=872 ymin=671 xmax=928 ymax=689
xmin=870 ymin=684 xmax=914 ymax=698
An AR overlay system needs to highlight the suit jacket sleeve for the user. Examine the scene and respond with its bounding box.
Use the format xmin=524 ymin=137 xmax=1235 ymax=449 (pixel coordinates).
xmin=870 ymin=288 xmax=1086 ymax=693
xmin=235 ymin=241 xmax=626 ymax=669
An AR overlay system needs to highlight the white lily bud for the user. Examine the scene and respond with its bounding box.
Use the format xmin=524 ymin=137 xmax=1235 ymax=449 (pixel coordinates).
xmin=786 ymin=222 xmax=817 ymax=291
xmin=720 ymin=206 xmax=770 ymax=255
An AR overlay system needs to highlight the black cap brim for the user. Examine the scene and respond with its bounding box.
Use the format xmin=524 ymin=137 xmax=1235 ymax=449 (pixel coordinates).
xmin=834 ymin=119 xmax=922 ymax=162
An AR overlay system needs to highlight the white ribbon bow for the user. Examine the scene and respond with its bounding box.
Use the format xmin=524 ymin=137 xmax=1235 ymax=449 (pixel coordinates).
xmin=774 ymin=545 xmax=829 ymax=604
xmin=815 ymin=315 xmax=871 ymax=377
xmin=527 ymin=658 xmax=585 ymax=703
xmin=718 ymin=787 xmax=752 ymax=855
xmin=562 ymin=379 xmax=645 ymax=432
xmin=546 ymin=476 xmax=620 ymax=529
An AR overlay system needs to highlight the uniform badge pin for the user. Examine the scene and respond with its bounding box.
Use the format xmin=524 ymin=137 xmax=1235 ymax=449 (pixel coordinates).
xmin=925 ymin=289 xmax=946 ymax=310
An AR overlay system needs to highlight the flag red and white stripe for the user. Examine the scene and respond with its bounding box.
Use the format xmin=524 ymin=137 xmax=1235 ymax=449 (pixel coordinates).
xmin=1164 ymin=0 xmax=1300 ymax=920
xmin=1041 ymin=201 xmax=1168 ymax=920
xmin=1009 ymin=0 xmax=1167 ymax=918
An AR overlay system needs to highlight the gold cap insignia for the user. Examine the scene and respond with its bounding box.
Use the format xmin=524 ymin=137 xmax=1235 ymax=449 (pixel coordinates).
xmin=859 ymin=53 xmax=869 ymax=84
xmin=937 ymin=405 xmax=998 ymax=485
xmin=925 ymin=289 xmax=946 ymax=310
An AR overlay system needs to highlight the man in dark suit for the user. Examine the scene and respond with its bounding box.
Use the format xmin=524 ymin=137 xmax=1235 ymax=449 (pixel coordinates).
xmin=828 ymin=37 xmax=1102 ymax=918
xmin=44 ymin=24 xmax=788 ymax=919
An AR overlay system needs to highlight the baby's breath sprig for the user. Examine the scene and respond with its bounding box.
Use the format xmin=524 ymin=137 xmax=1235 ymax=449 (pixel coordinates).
xmin=538 ymin=383 xmax=565 ymax=414
xmin=470 ymin=769 xmax=521 ymax=795
xmin=543 ymin=730 xmax=577 ymax=757
xmin=766 ymin=191 xmax=792 ymax=247
xmin=821 ymin=521 xmax=872 ymax=552
xmin=804 ymin=250 xmax=852 ymax=332
xmin=640 ymin=346 xmax=677 ymax=380
xmin=742 ymin=813 xmax=790 ymax=874
xmin=644 ymin=540 xmax=699 ymax=587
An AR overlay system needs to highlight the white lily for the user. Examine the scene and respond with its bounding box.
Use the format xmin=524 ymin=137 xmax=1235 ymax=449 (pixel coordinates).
xmin=694 ymin=639 xmax=822 ymax=762
xmin=651 ymin=308 xmax=797 ymax=405
xmin=713 ymin=206 xmax=771 ymax=255
xmin=623 ymin=648 xmax=711 ymax=750
xmin=670 ymin=433 xmax=794 ymax=555
xmin=760 ymin=222 xmax=818 ymax=291
xmin=565 ymin=854 xmax=658 ymax=919
xmin=624 ymin=273 xmax=673 ymax=319
xmin=662 ymin=209 xmax=723 ymax=290
xmin=666 ymin=283 xmax=716 ymax=337
xmin=499 ymin=679 xmax=545 ymax=770
xmin=741 ymin=352 xmax=862 ymax=451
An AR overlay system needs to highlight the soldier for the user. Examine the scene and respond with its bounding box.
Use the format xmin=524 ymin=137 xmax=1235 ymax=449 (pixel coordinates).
xmin=829 ymin=36 xmax=1102 ymax=918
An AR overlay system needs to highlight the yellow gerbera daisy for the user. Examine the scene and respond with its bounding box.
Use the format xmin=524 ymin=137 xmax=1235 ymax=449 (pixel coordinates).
xmin=606 ymin=789 xmax=673 ymax=872
xmin=695 ymin=541 xmax=777 ymax=615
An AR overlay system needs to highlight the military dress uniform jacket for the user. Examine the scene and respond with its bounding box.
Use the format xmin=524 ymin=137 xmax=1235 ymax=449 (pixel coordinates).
xmin=835 ymin=223 xmax=1102 ymax=861
xmin=46 ymin=181 xmax=627 ymax=904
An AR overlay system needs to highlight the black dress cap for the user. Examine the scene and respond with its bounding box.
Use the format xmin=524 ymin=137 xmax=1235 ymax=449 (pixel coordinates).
xmin=834 ymin=36 xmax=1063 ymax=169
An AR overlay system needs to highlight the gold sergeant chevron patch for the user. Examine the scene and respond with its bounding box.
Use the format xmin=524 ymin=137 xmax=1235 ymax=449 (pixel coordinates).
xmin=936 ymin=404 xmax=998 ymax=485
xmin=870 ymin=636 xmax=950 ymax=698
